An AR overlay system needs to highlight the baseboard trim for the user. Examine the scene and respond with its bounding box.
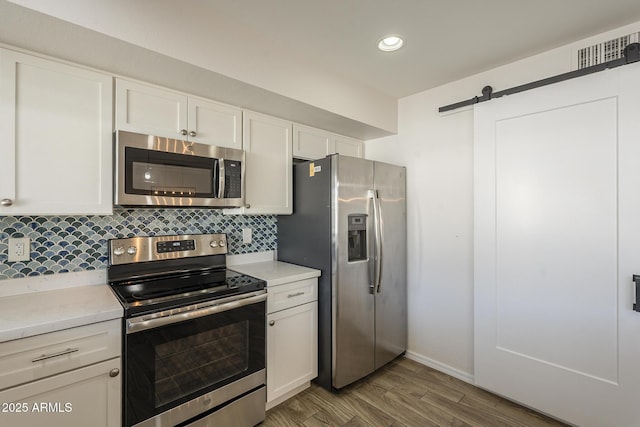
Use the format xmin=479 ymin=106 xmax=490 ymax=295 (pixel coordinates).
xmin=404 ymin=351 xmax=475 ymax=385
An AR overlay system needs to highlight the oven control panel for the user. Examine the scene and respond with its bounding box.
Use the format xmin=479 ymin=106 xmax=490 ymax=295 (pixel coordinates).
xmin=108 ymin=234 xmax=228 ymax=265
xmin=157 ymin=239 xmax=196 ymax=253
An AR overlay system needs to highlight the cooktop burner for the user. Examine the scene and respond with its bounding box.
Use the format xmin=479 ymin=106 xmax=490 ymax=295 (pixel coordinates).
xmin=107 ymin=234 xmax=266 ymax=317
xmin=111 ymin=269 xmax=264 ymax=316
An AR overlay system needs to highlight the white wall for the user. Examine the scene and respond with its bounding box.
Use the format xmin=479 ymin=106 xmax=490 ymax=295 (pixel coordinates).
xmin=366 ymin=21 xmax=640 ymax=380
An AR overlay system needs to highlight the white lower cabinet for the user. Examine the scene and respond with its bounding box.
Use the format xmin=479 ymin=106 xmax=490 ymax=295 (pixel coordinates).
xmin=0 ymin=358 xmax=121 ymax=427
xmin=266 ymin=279 xmax=318 ymax=409
xmin=0 ymin=320 xmax=122 ymax=427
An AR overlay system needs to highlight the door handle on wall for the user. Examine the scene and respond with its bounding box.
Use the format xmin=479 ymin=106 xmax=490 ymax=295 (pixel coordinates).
xmin=633 ymin=275 xmax=640 ymax=312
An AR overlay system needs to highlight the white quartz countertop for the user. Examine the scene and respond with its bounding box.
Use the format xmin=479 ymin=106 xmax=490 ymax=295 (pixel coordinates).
xmin=0 ymin=284 xmax=123 ymax=343
xmin=230 ymin=261 xmax=320 ymax=286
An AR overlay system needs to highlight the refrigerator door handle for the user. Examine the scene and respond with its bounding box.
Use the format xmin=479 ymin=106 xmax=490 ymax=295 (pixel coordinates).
xmin=367 ymin=190 xmax=376 ymax=293
xmin=369 ymin=189 xmax=383 ymax=293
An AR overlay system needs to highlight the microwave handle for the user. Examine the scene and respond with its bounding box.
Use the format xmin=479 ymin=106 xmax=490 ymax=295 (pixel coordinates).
xmin=217 ymin=159 xmax=225 ymax=199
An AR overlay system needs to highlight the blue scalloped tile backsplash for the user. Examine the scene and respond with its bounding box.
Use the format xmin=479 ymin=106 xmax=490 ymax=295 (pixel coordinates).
xmin=0 ymin=209 xmax=276 ymax=280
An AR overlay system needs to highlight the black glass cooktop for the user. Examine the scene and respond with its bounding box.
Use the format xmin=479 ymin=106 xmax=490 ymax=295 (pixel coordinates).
xmin=110 ymin=268 xmax=265 ymax=317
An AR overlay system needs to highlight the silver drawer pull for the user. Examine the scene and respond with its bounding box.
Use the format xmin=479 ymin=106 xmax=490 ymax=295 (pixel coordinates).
xmin=32 ymin=348 xmax=79 ymax=363
xmin=287 ymin=292 xmax=305 ymax=298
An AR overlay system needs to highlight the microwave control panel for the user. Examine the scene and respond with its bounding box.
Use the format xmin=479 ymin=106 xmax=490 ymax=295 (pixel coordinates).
xmin=224 ymin=160 xmax=242 ymax=198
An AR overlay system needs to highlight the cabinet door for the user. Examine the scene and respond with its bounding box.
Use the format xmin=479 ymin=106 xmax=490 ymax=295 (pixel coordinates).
xmin=188 ymin=95 xmax=242 ymax=149
xmin=0 ymin=49 xmax=112 ymax=215
xmin=0 ymin=358 xmax=121 ymax=427
xmin=333 ymin=134 xmax=364 ymax=158
xmin=267 ymin=301 xmax=318 ymax=403
xmin=115 ymin=78 xmax=188 ymax=139
xmin=293 ymin=124 xmax=333 ymax=160
xmin=226 ymin=111 xmax=292 ymax=215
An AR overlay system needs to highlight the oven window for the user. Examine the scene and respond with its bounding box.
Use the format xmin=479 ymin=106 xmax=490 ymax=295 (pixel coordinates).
xmin=154 ymin=321 xmax=249 ymax=406
xmin=132 ymin=162 xmax=213 ymax=197
xmin=125 ymin=146 xmax=218 ymax=198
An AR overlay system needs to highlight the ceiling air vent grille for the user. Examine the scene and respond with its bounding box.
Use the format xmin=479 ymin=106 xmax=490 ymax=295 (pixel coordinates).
xmin=577 ymin=32 xmax=640 ymax=69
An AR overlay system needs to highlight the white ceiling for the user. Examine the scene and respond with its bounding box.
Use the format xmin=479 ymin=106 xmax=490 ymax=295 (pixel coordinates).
xmin=8 ymin=0 xmax=640 ymax=100
xmin=4 ymin=0 xmax=640 ymax=139
xmin=210 ymin=0 xmax=640 ymax=98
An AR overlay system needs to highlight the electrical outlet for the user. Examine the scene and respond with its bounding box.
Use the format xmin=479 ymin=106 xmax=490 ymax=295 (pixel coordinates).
xmin=242 ymin=228 xmax=252 ymax=244
xmin=8 ymin=237 xmax=30 ymax=262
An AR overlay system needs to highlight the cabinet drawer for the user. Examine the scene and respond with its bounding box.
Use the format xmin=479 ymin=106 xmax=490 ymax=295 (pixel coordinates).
xmin=267 ymin=278 xmax=317 ymax=314
xmin=0 ymin=319 xmax=121 ymax=390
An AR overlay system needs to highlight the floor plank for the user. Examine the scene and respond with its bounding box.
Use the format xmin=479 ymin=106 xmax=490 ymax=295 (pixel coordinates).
xmin=262 ymin=357 xmax=568 ymax=427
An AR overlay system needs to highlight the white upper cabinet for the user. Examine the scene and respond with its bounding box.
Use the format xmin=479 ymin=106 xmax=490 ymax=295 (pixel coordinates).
xmin=293 ymin=123 xmax=333 ymax=160
xmin=0 ymin=48 xmax=113 ymax=215
xmin=187 ymin=95 xmax=242 ymax=149
xmin=115 ymin=79 xmax=242 ymax=149
xmin=333 ymin=134 xmax=364 ymax=158
xmin=292 ymin=123 xmax=363 ymax=160
xmin=225 ymin=111 xmax=293 ymax=215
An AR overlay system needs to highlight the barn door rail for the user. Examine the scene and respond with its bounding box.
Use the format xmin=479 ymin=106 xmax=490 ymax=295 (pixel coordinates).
xmin=438 ymin=42 xmax=640 ymax=113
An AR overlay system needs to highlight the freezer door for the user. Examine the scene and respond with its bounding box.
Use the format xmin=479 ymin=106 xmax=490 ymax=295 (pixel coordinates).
xmin=332 ymin=155 xmax=376 ymax=389
xmin=374 ymin=161 xmax=407 ymax=369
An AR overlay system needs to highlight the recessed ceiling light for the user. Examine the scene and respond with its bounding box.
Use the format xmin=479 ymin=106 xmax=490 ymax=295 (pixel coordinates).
xmin=377 ymin=35 xmax=404 ymax=52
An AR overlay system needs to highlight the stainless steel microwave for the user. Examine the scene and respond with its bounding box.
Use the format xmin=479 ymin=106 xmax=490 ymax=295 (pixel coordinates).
xmin=114 ymin=130 xmax=245 ymax=208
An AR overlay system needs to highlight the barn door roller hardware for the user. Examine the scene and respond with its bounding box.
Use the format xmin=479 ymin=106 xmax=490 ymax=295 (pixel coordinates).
xmin=439 ymin=42 xmax=640 ymax=113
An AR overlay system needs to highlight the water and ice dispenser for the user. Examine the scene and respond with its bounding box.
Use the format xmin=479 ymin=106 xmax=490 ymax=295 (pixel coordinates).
xmin=347 ymin=214 xmax=367 ymax=262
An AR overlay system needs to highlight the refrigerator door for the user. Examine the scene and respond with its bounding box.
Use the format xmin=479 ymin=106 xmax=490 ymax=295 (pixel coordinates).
xmin=373 ymin=161 xmax=407 ymax=369
xmin=332 ymin=156 xmax=376 ymax=389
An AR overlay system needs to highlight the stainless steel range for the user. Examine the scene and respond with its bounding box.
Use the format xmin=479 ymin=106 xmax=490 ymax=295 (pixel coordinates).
xmin=107 ymin=233 xmax=266 ymax=427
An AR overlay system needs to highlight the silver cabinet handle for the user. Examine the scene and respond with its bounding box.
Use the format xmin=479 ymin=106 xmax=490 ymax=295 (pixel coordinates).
xmin=288 ymin=292 xmax=305 ymax=298
xmin=180 ymin=129 xmax=188 ymax=136
xmin=109 ymin=368 xmax=120 ymax=378
xmin=269 ymin=320 xmax=275 ymax=326
xmin=189 ymin=131 xmax=196 ymax=137
xmin=1 ymin=198 xmax=13 ymax=207
xmin=32 ymin=347 xmax=79 ymax=363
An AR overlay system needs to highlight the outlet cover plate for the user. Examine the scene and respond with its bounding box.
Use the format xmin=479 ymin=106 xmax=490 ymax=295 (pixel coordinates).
xmin=242 ymin=228 xmax=252 ymax=244
xmin=8 ymin=237 xmax=30 ymax=262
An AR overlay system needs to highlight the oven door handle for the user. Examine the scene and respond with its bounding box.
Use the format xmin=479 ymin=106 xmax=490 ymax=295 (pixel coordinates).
xmin=126 ymin=292 xmax=267 ymax=334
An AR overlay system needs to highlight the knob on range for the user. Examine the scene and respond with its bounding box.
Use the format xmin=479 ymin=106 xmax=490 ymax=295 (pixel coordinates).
xmin=113 ymin=246 xmax=137 ymax=256
xmin=209 ymin=240 xmax=226 ymax=248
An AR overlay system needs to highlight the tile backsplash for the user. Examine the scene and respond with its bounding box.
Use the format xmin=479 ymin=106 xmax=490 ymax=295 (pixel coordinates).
xmin=0 ymin=209 xmax=276 ymax=280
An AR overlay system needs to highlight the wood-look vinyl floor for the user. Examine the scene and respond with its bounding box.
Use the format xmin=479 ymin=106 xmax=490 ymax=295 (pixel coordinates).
xmin=262 ymin=357 xmax=568 ymax=427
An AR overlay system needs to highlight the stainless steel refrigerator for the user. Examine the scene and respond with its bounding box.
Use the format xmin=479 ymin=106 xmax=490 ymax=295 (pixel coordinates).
xmin=278 ymin=154 xmax=407 ymax=390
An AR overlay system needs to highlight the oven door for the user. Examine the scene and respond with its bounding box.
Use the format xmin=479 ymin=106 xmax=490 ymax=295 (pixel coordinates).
xmin=123 ymin=292 xmax=266 ymax=427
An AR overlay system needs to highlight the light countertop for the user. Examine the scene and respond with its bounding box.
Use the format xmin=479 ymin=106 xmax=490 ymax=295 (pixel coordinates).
xmin=0 ymin=284 xmax=123 ymax=343
xmin=230 ymin=260 xmax=320 ymax=286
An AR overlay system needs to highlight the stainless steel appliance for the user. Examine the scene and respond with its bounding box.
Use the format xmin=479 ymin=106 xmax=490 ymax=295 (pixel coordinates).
xmin=107 ymin=234 xmax=266 ymax=427
xmin=114 ymin=130 xmax=245 ymax=208
xmin=278 ymin=155 xmax=407 ymax=390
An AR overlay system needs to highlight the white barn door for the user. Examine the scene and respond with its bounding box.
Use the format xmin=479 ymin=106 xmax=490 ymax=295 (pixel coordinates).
xmin=474 ymin=63 xmax=640 ymax=426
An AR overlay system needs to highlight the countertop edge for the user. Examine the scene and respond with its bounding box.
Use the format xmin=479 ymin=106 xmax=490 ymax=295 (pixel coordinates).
xmin=0 ymin=284 xmax=123 ymax=343
xmin=229 ymin=260 xmax=321 ymax=286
